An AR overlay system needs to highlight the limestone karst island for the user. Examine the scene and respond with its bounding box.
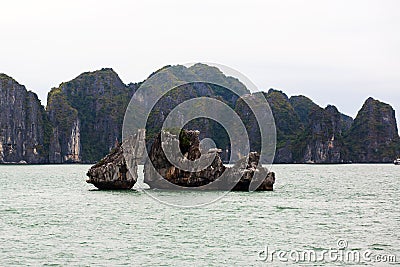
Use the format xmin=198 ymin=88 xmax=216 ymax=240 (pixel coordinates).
xmin=1 ymin=64 xmax=399 ymax=167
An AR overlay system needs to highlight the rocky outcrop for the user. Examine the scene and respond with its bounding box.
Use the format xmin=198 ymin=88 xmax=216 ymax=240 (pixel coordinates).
xmin=2 ymin=65 xmax=400 ymax=165
xmin=286 ymin=95 xmax=355 ymax=163
xmin=234 ymin=89 xmax=306 ymax=163
xmin=65 ymin=118 xmax=81 ymax=162
xmin=86 ymin=130 xmax=145 ymax=190
xmin=264 ymin=90 xmax=304 ymax=163
xmin=87 ymin=129 xmax=275 ymax=191
xmin=345 ymin=97 xmax=400 ymax=162
xmin=46 ymin=86 xmax=80 ymax=163
xmin=290 ymin=95 xmax=320 ymax=125
xmin=48 ymin=117 xmax=81 ymax=163
xmin=143 ymin=130 xmax=275 ymax=191
xmin=294 ymin=105 xmax=353 ymax=163
xmin=86 ymin=143 xmax=134 ymax=190
xmin=136 ymin=64 xmax=250 ymax=156
xmin=227 ymin=152 xmax=275 ymax=191
xmin=46 ymin=68 xmax=136 ymax=163
xmin=144 ymin=130 xmax=226 ymax=189
xmin=0 ymin=73 xmax=50 ymax=163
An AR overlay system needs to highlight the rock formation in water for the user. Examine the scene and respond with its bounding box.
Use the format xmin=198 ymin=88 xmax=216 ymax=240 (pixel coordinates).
xmin=345 ymin=97 xmax=400 ymax=163
xmin=0 ymin=73 xmax=51 ymax=163
xmin=144 ymin=130 xmax=226 ymax=189
xmin=227 ymin=152 xmax=275 ymax=191
xmin=143 ymin=130 xmax=275 ymax=191
xmin=1 ymin=64 xmax=400 ymax=164
xmin=86 ymin=130 xmax=145 ymax=190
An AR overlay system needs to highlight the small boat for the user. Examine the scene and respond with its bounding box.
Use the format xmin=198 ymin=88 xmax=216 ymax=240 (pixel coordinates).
xmin=394 ymin=158 xmax=400 ymax=165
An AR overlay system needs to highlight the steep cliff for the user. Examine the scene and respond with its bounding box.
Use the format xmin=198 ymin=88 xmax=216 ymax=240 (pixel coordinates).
xmin=345 ymin=97 xmax=400 ymax=162
xmin=289 ymin=95 xmax=354 ymax=163
xmin=46 ymin=87 xmax=80 ymax=163
xmin=234 ymin=93 xmax=263 ymax=158
xmin=46 ymin=68 xmax=136 ymax=163
xmin=290 ymin=95 xmax=320 ymax=125
xmin=264 ymin=89 xmax=303 ymax=163
xmin=1 ymin=65 xmax=399 ymax=164
xmin=0 ymin=74 xmax=50 ymax=163
xmin=293 ymin=105 xmax=352 ymax=163
xmin=137 ymin=64 xmax=250 ymax=160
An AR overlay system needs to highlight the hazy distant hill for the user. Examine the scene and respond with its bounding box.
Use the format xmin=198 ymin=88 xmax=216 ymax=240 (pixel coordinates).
xmin=1 ymin=64 xmax=399 ymax=163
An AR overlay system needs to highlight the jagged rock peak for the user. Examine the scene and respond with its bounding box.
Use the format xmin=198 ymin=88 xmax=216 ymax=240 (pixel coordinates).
xmin=267 ymin=88 xmax=289 ymax=99
xmin=142 ymin=129 xmax=275 ymax=191
xmin=58 ymin=67 xmax=126 ymax=95
xmin=0 ymin=73 xmax=19 ymax=83
xmin=79 ymin=67 xmax=118 ymax=76
xmin=289 ymin=95 xmax=320 ymax=123
xmin=86 ymin=130 xmax=145 ymax=190
xmin=365 ymin=96 xmax=376 ymax=103
xmin=325 ymin=104 xmax=339 ymax=112
xmin=345 ymin=97 xmax=399 ymax=162
xmin=86 ymin=142 xmax=135 ymax=190
xmin=144 ymin=63 xmax=250 ymax=96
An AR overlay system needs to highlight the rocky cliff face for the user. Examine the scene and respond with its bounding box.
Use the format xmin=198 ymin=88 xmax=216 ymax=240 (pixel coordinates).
xmin=265 ymin=89 xmax=303 ymax=163
xmin=144 ymin=130 xmax=226 ymax=189
xmin=287 ymin=95 xmax=355 ymax=163
xmin=86 ymin=130 xmax=145 ymax=190
xmin=345 ymin=97 xmax=400 ymax=162
xmin=1 ymin=65 xmax=399 ymax=164
xmin=235 ymin=90 xmax=355 ymax=164
xmin=0 ymin=74 xmax=50 ymax=163
xmin=46 ymin=68 xmax=136 ymax=163
xmin=294 ymin=105 xmax=352 ymax=163
xmin=135 ymin=64 xmax=250 ymax=160
xmin=143 ymin=130 xmax=275 ymax=191
xmin=46 ymin=86 xmax=80 ymax=163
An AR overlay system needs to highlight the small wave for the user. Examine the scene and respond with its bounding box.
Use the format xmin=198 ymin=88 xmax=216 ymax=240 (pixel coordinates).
xmin=274 ymin=206 xmax=300 ymax=210
xmin=370 ymin=243 xmax=391 ymax=250
xmin=1 ymin=208 xmax=20 ymax=214
xmin=371 ymin=243 xmax=391 ymax=247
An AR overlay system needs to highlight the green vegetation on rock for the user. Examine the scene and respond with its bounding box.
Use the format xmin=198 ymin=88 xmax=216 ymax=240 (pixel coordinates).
xmin=1 ymin=65 xmax=399 ymax=164
xmin=345 ymin=97 xmax=400 ymax=162
xmin=46 ymin=68 xmax=135 ymax=163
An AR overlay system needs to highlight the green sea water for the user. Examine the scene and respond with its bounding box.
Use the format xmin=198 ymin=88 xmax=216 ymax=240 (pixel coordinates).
xmin=0 ymin=164 xmax=399 ymax=266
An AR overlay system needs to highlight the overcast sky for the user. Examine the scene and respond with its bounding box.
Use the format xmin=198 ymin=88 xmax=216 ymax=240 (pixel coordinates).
xmin=1 ymin=0 xmax=399 ymax=125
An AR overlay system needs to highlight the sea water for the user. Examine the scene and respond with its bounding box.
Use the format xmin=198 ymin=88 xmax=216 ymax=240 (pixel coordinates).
xmin=0 ymin=164 xmax=399 ymax=266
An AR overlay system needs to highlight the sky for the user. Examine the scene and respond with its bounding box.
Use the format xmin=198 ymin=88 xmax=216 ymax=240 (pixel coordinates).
xmin=1 ymin=0 xmax=400 ymax=126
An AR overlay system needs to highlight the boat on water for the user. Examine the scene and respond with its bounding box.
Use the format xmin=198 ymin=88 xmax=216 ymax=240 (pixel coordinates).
xmin=394 ymin=158 xmax=400 ymax=165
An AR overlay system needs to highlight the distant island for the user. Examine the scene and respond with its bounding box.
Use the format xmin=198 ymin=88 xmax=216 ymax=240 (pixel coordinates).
xmin=0 ymin=63 xmax=399 ymax=164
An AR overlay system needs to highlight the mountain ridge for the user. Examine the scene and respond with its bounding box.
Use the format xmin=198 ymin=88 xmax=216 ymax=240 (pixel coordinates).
xmin=1 ymin=65 xmax=399 ymax=164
